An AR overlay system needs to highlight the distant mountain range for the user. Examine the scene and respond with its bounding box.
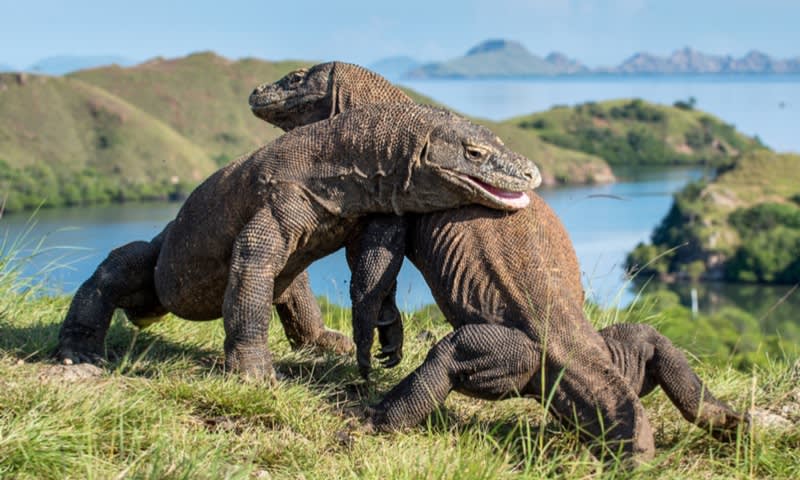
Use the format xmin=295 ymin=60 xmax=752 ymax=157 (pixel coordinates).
xmin=29 ymin=55 xmax=137 ymax=75
xmin=401 ymin=40 xmax=587 ymax=78
xmin=372 ymin=39 xmax=800 ymax=78
xmin=0 ymin=56 xmax=136 ymax=75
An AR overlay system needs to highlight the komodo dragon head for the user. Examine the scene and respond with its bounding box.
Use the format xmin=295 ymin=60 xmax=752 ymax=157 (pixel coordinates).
xmin=249 ymin=61 xmax=413 ymax=131
xmin=252 ymin=63 xmax=541 ymax=209
xmin=400 ymin=106 xmax=540 ymax=210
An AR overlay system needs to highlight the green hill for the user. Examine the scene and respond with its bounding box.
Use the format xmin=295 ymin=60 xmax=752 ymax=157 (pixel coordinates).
xmin=627 ymin=150 xmax=800 ymax=284
xmin=71 ymin=52 xmax=310 ymax=166
xmin=513 ymin=98 xmax=765 ymax=166
xmin=0 ymin=73 xmax=215 ymax=211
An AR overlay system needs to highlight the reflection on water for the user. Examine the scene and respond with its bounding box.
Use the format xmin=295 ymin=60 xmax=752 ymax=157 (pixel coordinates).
xmin=646 ymin=281 xmax=800 ymax=337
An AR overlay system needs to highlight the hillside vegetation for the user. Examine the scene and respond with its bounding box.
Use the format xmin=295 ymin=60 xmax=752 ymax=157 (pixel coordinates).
xmin=627 ymin=150 xmax=800 ymax=284
xmin=71 ymin=53 xmax=308 ymax=164
xmin=512 ymin=99 xmax=764 ymax=166
xmin=0 ymin=73 xmax=215 ymax=211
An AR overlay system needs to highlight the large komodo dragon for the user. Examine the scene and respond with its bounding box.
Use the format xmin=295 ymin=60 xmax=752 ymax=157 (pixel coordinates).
xmin=55 ymin=102 xmax=540 ymax=380
xmin=250 ymin=62 xmax=748 ymax=460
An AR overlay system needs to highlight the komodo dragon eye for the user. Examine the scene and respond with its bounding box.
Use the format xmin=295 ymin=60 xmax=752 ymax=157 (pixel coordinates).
xmin=286 ymin=70 xmax=307 ymax=88
xmin=464 ymin=144 xmax=489 ymax=163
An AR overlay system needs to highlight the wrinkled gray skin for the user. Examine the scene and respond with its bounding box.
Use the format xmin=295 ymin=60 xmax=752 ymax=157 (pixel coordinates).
xmin=251 ymin=62 xmax=748 ymax=461
xmin=56 ymin=102 xmax=540 ymax=381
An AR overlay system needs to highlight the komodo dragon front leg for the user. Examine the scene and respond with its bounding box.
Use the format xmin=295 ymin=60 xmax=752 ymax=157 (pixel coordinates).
xmin=346 ymin=215 xmax=408 ymax=377
xmin=57 ymin=228 xmax=351 ymax=365
xmin=222 ymin=203 xmax=303 ymax=379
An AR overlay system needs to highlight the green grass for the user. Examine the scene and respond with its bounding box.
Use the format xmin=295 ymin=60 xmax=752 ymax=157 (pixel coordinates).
xmin=0 ymin=259 xmax=798 ymax=478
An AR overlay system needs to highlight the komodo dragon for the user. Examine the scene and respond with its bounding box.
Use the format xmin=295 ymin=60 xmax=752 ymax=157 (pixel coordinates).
xmin=249 ymin=62 xmax=747 ymax=459
xmin=55 ymin=102 xmax=540 ymax=381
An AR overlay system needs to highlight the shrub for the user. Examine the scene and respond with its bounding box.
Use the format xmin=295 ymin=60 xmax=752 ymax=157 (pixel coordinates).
xmin=685 ymin=127 xmax=713 ymax=150
xmin=609 ymin=99 xmax=665 ymax=123
xmin=728 ymin=202 xmax=800 ymax=233
xmin=726 ymin=226 xmax=800 ymax=283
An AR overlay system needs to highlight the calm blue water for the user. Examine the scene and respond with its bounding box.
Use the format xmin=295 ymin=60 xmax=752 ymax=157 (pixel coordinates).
xmin=2 ymin=76 xmax=798 ymax=325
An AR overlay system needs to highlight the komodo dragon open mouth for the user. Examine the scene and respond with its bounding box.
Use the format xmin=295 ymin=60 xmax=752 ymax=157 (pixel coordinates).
xmin=459 ymin=174 xmax=533 ymax=210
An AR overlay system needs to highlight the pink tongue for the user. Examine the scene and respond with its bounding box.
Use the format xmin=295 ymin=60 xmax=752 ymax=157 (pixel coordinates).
xmin=471 ymin=177 xmax=530 ymax=209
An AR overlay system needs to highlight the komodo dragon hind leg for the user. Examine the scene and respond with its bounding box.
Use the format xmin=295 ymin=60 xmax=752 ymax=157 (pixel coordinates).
xmin=274 ymin=270 xmax=354 ymax=355
xmin=369 ymin=324 xmax=655 ymax=465
xmin=346 ymin=215 xmax=408 ymax=378
xmin=55 ymin=227 xmax=168 ymax=364
xmin=600 ymin=323 xmax=748 ymax=442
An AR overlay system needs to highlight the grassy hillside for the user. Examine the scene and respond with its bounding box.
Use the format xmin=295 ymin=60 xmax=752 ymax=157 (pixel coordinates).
xmin=71 ymin=53 xmax=310 ymax=165
xmin=627 ymin=151 xmax=800 ymax=283
xmin=512 ymin=99 xmax=765 ymax=166
xmin=0 ymin=73 xmax=215 ymax=211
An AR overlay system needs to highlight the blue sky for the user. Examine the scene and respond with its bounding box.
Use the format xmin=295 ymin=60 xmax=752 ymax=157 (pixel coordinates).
xmin=1 ymin=0 xmax=798 ymax=68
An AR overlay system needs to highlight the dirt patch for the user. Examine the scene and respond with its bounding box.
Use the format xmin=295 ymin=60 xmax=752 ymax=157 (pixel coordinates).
xmin=750 ymin=408 xmax=793 ymax=430
xmin=37 ymin=363 xmax=104 ymax=383
xmin=702 ymin=186 xmax=741 ymax=210
xmin=675 ymin=143 xmax=694 ymax=155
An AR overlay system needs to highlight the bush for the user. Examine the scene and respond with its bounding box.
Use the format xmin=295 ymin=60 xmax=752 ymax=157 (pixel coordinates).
xmin=519 ymin=118 xmax=551 ymax=130
xmin=625 ymin=242 xmax=673 ymax=275
xmin=728 ymin=202 xmax=800 ymax=233
xmin=0 ymin=160 xmax=195 ymax=213
xmin=684 ymin=127 xmax=713 ymax=150
xmin=609 ymin=99 xmax=665 ymax=123
xmin=673 ymin=96 xmax=697 ymax=111
xmin=726 ymin=226 xmax=800 ymax=283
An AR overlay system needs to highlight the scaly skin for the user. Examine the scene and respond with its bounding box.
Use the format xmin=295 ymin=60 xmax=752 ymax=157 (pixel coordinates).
xmin=56 ymin=102 xmax=540 ymax=382
xmin=251 ymin=62 xmax=748 ymax=461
